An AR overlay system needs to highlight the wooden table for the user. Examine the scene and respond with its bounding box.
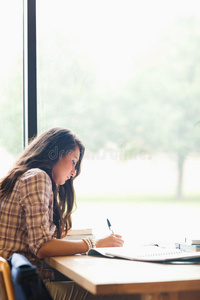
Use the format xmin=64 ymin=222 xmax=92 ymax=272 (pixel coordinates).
xmin=45 ymin=254 xmax=200 ymax=300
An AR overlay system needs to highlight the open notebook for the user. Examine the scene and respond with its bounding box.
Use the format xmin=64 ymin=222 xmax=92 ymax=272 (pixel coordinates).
xmin=88 ymin=246 xmax=200 ymax=263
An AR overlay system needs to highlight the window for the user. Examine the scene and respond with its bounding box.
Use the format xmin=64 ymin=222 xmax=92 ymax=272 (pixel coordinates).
xmin=0 ymin=1 xmax=23 ymax=178
xmin=6 ymin=0 xmax=198 ymax=242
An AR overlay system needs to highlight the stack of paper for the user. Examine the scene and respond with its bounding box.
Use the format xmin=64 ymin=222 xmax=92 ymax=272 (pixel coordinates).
xmin=64 ymin=228 xmax=95 ymax=240
xmin=178 ymin=237 xmax=200 ymax=252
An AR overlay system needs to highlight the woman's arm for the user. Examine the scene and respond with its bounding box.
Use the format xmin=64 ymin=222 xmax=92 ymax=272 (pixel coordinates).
xmin=37 ymin=239 xmax=88 ymax=258
xmin=37 ymin=234 xmax=124 ymax=259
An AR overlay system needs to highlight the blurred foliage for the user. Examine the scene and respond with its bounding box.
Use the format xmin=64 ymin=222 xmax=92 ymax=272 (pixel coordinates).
xmin=37 ymin=16 xmax=200 ymax=155
xmin=78 ymin=193 xmax=200 ymax=204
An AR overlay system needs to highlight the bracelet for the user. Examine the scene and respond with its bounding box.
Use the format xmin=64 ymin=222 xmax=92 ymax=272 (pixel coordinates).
xmin=82 ymin=237 xmax=95 ymax=252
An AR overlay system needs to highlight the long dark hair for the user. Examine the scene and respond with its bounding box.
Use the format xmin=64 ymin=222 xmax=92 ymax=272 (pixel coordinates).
xmin=0 ymin=127 xmax=85 ymax=238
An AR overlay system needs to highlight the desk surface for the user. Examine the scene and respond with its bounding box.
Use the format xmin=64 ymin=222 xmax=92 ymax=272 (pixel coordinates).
xmin=45 ymin=254 xmax=200 ymax=295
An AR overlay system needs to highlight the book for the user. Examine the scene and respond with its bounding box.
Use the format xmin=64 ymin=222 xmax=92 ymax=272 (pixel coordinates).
xmin=67 ymin=228 xmax=93 ymax=236
xmin=64 ymin=228 xmax=95 ymax=240
xmin=179 ymin=243 xmax=200 ymax=252
xmin=88 ymin=246 xmax=200 ymax=262
xmin=185 ymin=238 xmax=200 ymax=245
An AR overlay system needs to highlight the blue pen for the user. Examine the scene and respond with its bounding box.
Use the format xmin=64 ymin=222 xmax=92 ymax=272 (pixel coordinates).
xmin=107 ymin=218 xmax=114 ymax=234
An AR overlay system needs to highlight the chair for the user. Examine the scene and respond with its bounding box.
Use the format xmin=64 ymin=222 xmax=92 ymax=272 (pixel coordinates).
xmin=8 ymin=253 xmax=52 ymax=300
xmin=0 ymin=256 xmax=15 ymax=300
xmin=1 ymin=254 xmax=52 ymax=300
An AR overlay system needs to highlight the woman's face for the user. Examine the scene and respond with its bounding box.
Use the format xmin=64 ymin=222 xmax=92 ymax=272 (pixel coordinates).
xmin=51 ymin=146 xmax=80 ymax=185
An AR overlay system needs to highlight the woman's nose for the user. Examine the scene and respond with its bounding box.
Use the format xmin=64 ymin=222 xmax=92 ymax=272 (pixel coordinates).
xmin=71 ymin=166 xmax=76 ymax=178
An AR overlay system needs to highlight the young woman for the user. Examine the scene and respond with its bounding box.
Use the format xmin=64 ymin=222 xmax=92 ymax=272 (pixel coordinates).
xmin=0 ymin=127 xmax=136 ymax=300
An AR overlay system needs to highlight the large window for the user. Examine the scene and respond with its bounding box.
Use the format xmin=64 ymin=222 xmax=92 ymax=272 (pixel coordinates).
xmin=1 ymin=0 xmax=200 ymax=243
xmin=36 ymin=0 xmax=200 ymax=242
xmin=0 ymin=1 xmax=23 ymax=178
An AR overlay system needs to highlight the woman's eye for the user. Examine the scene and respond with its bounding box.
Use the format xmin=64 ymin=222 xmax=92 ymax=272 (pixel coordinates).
xmin=72 ymin=160 xmax=76 ymax=165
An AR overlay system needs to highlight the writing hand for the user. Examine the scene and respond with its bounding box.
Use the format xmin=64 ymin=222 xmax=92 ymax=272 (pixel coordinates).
xmin=95 ymin=234 xmax=124 ymax=248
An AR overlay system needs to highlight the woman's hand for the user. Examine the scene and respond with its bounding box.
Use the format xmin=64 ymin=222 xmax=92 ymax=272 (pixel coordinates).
xmin=95 ymin=234 xmax=124 ymax=248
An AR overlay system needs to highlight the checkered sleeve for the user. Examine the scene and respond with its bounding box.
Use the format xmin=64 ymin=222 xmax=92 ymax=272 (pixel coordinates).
xmin=19 ymin=170 xmax=55 ymax=256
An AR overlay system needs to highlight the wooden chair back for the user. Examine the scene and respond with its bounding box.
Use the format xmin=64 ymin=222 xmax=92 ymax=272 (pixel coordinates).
xmin=0 ymin=257 xmax=15 ymax=300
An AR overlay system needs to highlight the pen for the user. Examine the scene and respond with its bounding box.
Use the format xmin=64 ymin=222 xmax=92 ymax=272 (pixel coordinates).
xmin=107 ymin=218 xmax=114 ymax=234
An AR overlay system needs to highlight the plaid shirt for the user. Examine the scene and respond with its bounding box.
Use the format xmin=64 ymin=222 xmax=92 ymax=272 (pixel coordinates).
xmin=0 ymin=168 xmax=56 ymax=279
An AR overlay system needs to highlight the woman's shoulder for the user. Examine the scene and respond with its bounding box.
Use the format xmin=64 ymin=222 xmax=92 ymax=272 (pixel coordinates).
xmin=19 ymin=169 xmax=53 ymax=204
xmin=20 ymin=168 xmax=51 ymax=184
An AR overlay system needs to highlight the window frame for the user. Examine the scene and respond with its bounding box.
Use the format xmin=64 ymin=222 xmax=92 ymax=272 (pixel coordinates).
xmin=23 ymin=0 xmax=37 ymax=147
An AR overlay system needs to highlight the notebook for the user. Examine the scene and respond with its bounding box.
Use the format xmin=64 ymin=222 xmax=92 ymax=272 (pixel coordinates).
xmin=88 ymin=246 xmax=200 ymax=262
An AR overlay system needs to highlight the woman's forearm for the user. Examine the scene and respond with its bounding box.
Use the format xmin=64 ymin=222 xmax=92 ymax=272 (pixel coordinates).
xmin=37 ymin=239 xmax=88 ymax=259
xmin=37 ymin=234 xmax=124 ymax=259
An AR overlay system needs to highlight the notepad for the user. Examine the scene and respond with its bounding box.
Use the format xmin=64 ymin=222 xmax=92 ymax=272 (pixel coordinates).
xmin=88 ymin=246 xmax=200 ymax=262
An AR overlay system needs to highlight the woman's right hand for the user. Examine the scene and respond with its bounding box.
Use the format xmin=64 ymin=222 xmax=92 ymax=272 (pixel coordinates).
xmin=95 ymin=234 xmax=124 ymax=248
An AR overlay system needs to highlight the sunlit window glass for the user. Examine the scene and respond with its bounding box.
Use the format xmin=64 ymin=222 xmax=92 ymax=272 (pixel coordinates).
xmin=0 ymin=1 xmax=23 ymax=178
xmin=37 ymin=0 xmax=200 ymax=242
